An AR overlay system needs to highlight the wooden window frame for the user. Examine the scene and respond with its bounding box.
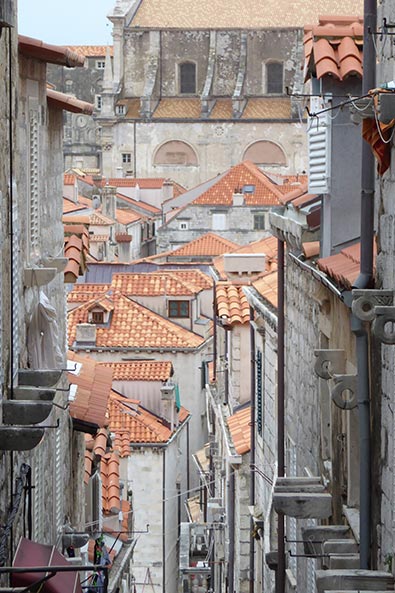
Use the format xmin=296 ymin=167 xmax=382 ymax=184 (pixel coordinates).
xmin=168 ymin=300 xmax=190 ymax=318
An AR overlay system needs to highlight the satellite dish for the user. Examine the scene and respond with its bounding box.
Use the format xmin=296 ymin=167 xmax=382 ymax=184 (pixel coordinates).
xmin=92 ymin=195 xmax=101 ymax=209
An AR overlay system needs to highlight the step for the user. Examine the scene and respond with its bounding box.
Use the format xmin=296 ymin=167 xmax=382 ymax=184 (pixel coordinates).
xmin=316 ymin=570 xmax=394 ymax=593
xmin=273 ymin=492 xmax=332 ymax=519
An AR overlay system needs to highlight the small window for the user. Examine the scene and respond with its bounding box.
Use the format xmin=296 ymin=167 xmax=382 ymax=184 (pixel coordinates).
xmin=266 ymin=62 xmax=284 ymax=94
xmin=243 ymin=184 xmax=256 ymax=194
xmin=212 ymin=212 xmax=226 ymax=231
xmin=96 ymin=61 xmax=106 ymax=69
xmin=169 ymin=300 xmax=190 ymax=318
xmin=179 ymin=221 xmax=189 ymax=230
xmin=179 ymin=62 xmax=196 ymax=94
xmin=254 ymin=213 xmax=267 ymax=230
xmin=95 ymin=95 xmax=102 ymax=110
xmin=92 ymin=311 xmax=104 ymax=324
xmin=122 ymin=153 xmax=131 ymax=164
xmin=116 ymin=104 xmax=126 ymax=115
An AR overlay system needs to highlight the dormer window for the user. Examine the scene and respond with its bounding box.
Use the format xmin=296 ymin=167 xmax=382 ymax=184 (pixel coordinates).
xmin=265 ymin=62 xmax=284 ymax=95
xmin=91 ymin=311 xmax=104 ymax=324
xmin=179 ymin=62 xmax=196 ymax=94
xmin=168 ymin=300 xmax=190 ymax=318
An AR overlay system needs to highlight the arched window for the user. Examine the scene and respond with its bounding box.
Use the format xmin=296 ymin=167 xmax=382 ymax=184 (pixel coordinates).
xmin=266 ymin=62 xmax=284 ymax=94
xmin=154 ymin=141 xmax=198 ymax=166
xmin=243 ymin=141 xmax=286 ymax=166
xmin=179 ymin=62 xmax=196 ymax=94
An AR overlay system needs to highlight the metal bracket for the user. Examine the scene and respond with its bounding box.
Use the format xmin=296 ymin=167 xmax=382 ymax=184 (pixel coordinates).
xmin=314 ymin=349 xmax=345 ymax=379
xmin=352 ymin=289 xmax=393 ymax=321
xmin=331 ymin=375 xmax=357 ymax=410
xmin=372 ymin=306 xmax=395 ymax=344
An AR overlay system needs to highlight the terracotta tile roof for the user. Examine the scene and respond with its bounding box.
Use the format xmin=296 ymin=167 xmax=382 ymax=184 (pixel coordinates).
xmin=115 ymin=233 xmax=133 ymax=242
xmin=304 ymin=16 xmax=363 ymax=81
xmin=68 ymin=291 xmax=205 ymax=349
xmin=303 ymin=241 xmax=321 ymax=258
xmin=90 ymin=212 xmax=114 ymax=225
xmin=64 ymin=174 xmax=76 ymax=186
xmin=99 ymin=360 xmax=173 ymax=382
xmin=213 ymin=236 xmax=278 ymax=280
xmin=216 ymin=283 xmax=250 ymax=326
xmin=84 ymin=449 xmax=93 ymax=484
xmin=317 ymin=241 xmax=377 ymax=289
xmin=108 ymin=391 xmax=190 ymax=451
xmin=169 ymin=232 xmax=239 ymax=258
xmin=116 ymin=98 xmax=141 ymax=118
xmin=85 ymin=428 xmax=109 ymax=457
xmin=90 ymin=235 xmax=109 ymax=242
xmin=67 ymin=45 xmax=113 ymax=57
xmin=18 ymin=35 xmax=85 ymax=67
xmin=97 ymin=177 xmax=167 ymax=190
xmin=63 ymin=214 xmax=91 ymax=225
xmin=68 ymin=352 xmax=113 ymax=427
xmin=64 ymin=231 xmax=89 ymax=283
xmin=116 ymin=193 xmax=161 ymax=214
xmin=101 ymin=452 xmax=121 ymax=514
xmin=192 ymin=161 xmax=285 ymax=206
xmin=153 ymin=98 xmax=202 ymax=119
xmin=68 ymin=284 xmax=111 ymax=304
xmin=131 ymin=0 xmax=363 ymax=29
xmin=241 ymin=98 xmax=292 ymax=120
xmin=252 ymin=270 xmax=278 ymax=308
xmin=115 ymin=209 xmax=141 ymax=225
xmin=227 ymin=405 xmax=251 ymax=455
xmin=209 ymin=99 xmax=234 ymax=119
xmin=111 ymin=270 xmax=212 ymax=296
xmin=63 ymin=198 xmax=85 ymax=214
xmin=47 ymin=89 xmax=94 ymax=115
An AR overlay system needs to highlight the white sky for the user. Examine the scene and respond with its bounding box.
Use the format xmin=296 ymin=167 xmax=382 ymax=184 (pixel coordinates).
xmin=18 ymin=0 xmax=115 ymax=45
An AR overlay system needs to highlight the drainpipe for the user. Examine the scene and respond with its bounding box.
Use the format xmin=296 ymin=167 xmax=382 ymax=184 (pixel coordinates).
xmin=224 ymin=330 xmax=229 ymax=405
xmin=213 ymin=281 xmax=217 ymax=383
xmin=276 ymin=239 xmax=285 ymax=593
xmin=249 ymin=306 xmax=256 ymax=593
xmin=352 ymin=0 xmax=376 ymax=570
xmin=162 ymin=448 xmax=166 ymax=593
xmin=228 ymin=470 xmax=235 ymax=593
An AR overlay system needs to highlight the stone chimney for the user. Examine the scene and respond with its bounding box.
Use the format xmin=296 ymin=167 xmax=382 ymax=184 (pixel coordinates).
xmin=232 ymin=189 xmax=244 ymax=206
xmin=102 ymin=185 xmax=116 ymax=220
xmin=75 ymin=323 xmax=97 ymax=345
xmin=223 ymin=253 xmax=266 ymax=277
xmin=116 ymin=233 xmax=132 ymax=263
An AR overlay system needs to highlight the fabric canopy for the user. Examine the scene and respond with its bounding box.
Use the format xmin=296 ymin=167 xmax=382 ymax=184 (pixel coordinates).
xmin=12 ymin=537 xmax=83 ymax=593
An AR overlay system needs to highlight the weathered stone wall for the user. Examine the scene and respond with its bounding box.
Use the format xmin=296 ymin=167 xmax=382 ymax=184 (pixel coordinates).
xmin=234 ymin=460 xmax=251 ymax=593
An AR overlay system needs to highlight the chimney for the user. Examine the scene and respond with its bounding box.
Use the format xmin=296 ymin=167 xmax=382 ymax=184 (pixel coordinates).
xmin=102 ymin=185 xmax=116 ymax=220
xmin=75 ymin=323 xmax=97 ymax=345
xmin=116 ymin=233 xmax=132 ymax=263
xmin=223 ymin=253 xmax=266 ymax=277
xmin=232 ymin=189 xmax=244 ymax=206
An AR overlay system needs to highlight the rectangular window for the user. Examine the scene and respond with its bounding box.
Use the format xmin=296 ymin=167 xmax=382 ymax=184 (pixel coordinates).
xmin=179 ymin=221 xmax=189 ymax=230
xmin=266 ymin=62 xmax=284 ymax=94
xmin=212 ymin=212 xmax=226 ymax=231
xmin=168 ymin=300 xmax=190 ymax=318
xmin=122 ymin=153 xmax=131 ymax=163
xmin=95 ymin=95 xmax=102 ymax=110
xmin=92 ymin=311 xmax=104 ymax=324
xmin=180 ymin=62 xmax=196 ymax=94
xmin=116 ymin=104 xmax=126 ymax=115
xmin=96 ymin=60 xmax=106 ymax=69
xmin=254 ymin=213 xmax=267 ymax=230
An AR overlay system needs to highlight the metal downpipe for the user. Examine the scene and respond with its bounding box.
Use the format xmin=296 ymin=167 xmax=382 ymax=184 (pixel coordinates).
xmin=276 ymin=239 xmax=285 ymax=593
xmin=249 ymin=307 xmax=256 ymax=593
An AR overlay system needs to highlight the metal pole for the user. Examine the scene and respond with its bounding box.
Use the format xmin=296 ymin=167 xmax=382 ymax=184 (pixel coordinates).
xmin=276 ymin=239 xmax=285 ymax=593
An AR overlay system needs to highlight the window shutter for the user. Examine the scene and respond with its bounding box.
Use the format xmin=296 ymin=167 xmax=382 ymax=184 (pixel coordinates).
xmin=256 ymin=350 xmax=263 ymax=436
xmin=308 ymin=97 xmax=331 ymax=194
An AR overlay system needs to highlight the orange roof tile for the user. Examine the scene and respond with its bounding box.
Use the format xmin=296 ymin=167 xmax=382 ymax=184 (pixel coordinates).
xmin=101 ymin=452 xmax=121 ymax=514
xmin=252 ymin=270 xmax=278 ymax=308
xmin=316 ymin=241 xmax=376 ymax=289
xmin=108 ymin=391 xmax=189 ymax=451
xmin=67 ymin=45 xmax=113 ymax=57
xmin=47 ymin=89 xmax=94 ymax=115
xmin=63 ymin=198 xmax=85 ymax=214
xmin=63 ymin=214 xmax=91 ymax=224
xmin=169 ymin=232 xmax=239 ymax=258
xmin=241 ymin=98 xmax=292 ymax=119
xmin=209 ymin=99 xmax=234 ymax=119
xmin=64 ymin=174 xmax=76 ymax=186
xmin=18 ymin=35 xmax=85 ymax=67
xmin=68 ymin=291 xmax=205 ymax=349
xmin=304 ymin=16 xmax=363 ymax=81
xmin=116 ymin=98 xmax=141 ymax=118
xmin=68 ymin=283 xmax=111 ymax=303
xmin=153 ymin=98 xmax=202 ymax=119
xmin=303 ymin=241 xmax=320 ymax=258
xmin=115 ymin=209 xmax=141 ymax=225
xmin=99 ymin=360 xmax=173 ymax=382
xmin=193 ymin=161 xmax=285 ymax=206
xmin=84 ymin=449 xmax=93 ymax=485
xmin=90 ymin=212 xmax=114 ymax=225
xmin=90 ymin=235 xmax=109 ymax=242
xmin=64 ymin=232 xmax=89 ymax=282
xmin=68 ymin=352 xmax=113 ymax=427
xmin=227 ymin=405 xmax=251 ymax=455
xmin=111 ymin=270 xmax=212 ymax=296
xmin=115 ymin=233 xmax=133 ymax=242
xmin=116 ymin=193 xmax=161 ymax=214
xmin=216 ymin=283 xmax=250 ymax=326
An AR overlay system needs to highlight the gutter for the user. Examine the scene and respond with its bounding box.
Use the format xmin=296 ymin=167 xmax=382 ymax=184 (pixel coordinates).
xmin=205 ymin=384 xmax=242 ymax=466
xmin=243 ymin=287 xmax=278 ymax=328
xmin=288 ymin=252 xmax=342 ymax=298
